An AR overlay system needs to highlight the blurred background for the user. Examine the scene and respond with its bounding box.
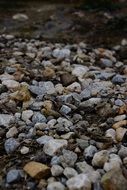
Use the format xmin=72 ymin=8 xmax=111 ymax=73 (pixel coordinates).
xmin=0 ymin=0 xmax=127 ymax=46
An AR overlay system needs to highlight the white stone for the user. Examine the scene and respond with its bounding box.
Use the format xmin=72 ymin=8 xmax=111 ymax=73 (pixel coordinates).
xmin=12 ymin=13 xmax=28 ymax=21
xmin=0 ymin=114 xmax=14 ymax=127
xmin=66 ymin=82 xmax=81 ymax=93
xmin=63 ymin=167 xmax=78 ymax=179
xmin=104 ymin=154 xmax=122 ymax=172
xmin=2 ymin=80 xmax=20 ymax=89
xmin=20 ymin=146 xmax=29 ymax=154
xmin=53 ymin=48 xmax=70 ymax=59
xmin=66 ymin=174 xmax=91 ymax=190
xmin=47 ymin=182 xmax=65 ymax=190
xmin=51 ymin=165 xmax=63 ymax=177
xmin=43 ymin=139 xmax=68 ymax=156
xmin=72 ymin=64 xmax=88 ymax=78
xmin=36 ymin=135 xmax=53 ymax=145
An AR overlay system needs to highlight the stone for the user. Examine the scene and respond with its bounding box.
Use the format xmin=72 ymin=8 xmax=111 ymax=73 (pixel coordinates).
xmin=101 ymin=168 xmax=127 ymax=190
xmin=79 ymin=98 xmax=102 ymax=110
xmin=59 ymin=149 xmax=77 ymax=168
xmin=63 ymin=167 xmax=78 ymax=179
xmin=66 ymin=174 xmax=91 ymax=190
xmin=105 ymin=129 xmax=116 ymax=142
xmin=100 ymin=58 xmax=113 ymax=68
xmin=20 ymin=146 xmax=29 ymax=154
xmin=92 ymin=150 xmax=109 ymax=167
xmin=104 ymin=154 xmax=122 ymax=172
xmin=53 ymin=48 xmax=70 ymax=59
xmin=116 ymin=127 xmax=127 ymax=142
xmin=60 ymin=73 xmax=76 ymax=86
xmin=114 ymin=114 xmax=126 ymax=122
xmin=12 ymin=13 xmax=28 ymax=21
xmin=2 ymin=80 xmax=20 ymax=90
xmin=0 ymin=114 xmax=14 ymax=127
xmin=115 ymin=99 xmax=124 ymax=106
xmin=51 ymin=165 xmax=63 ymax=176
xmin=23 ymin=161 xmax=50 ymax=179
xmin=36 ymin=135 xmax=53 ymax=145
xmin=22 ymin=110 xmax=33 ymax=121
xmin=32 ymin=112 xmax=46 ymax=124
xmin=80 ymin=89 xmax=91 ymax=100
xmin=29 ymin=85 xmax=45 ymax=96
xmin=118 ymin=145 xmax=127 ymax=159
xmin=6 ymin=126 xmax=18 ymax=138
xmin=72 ymin=65 xmax=88 ymax=78
xmin=66 ymin=82 xmax=81 ymax=93
xmin=6 ymin=169 xmax=21 ymax=183
xmin=47 ymin=182 xmax=65 ymax=190
xmin=112 ymin=74 xmax=126 ymax=84
xmin=84 ymin=145 xmax=97 ymax=160
xmin=76 ymin=138 xmax=89 ymax=150
xmin=112 ymin=120 xmax=127 ymax=129
xmin=60 ymin=105 xmax=71 ymax=115
xmin=43 ymin=139 xmax=68 ymax=156
xmin=4 ymin=138 xmax=20 ymax=154
xmin=42 ymin=81 xmax=56 ymax=95
xmin=76 ymin=161 xmax=101 ymax=183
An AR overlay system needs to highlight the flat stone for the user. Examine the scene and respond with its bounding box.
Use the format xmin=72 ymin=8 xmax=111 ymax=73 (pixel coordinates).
xmin=23 ymin=161 xmax=50 ymax=179
xmin=43 ymin=139 xmax=68 ymax=156
xmin=66 ymin=174 xmax=91 ymax=190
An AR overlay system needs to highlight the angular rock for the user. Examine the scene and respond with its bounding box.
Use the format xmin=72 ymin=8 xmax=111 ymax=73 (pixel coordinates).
xmin=4 ymin=138 xmax=20 ymax=154
xmin=92 ymin=150 xmax=109 ymax=167
xmin=47 ymin=182 xmax=65 ymax=190
xmin=23 ymin=161 xmax=50 ymax=179
xmin=0 ymin=114 xmax=14 ymax=127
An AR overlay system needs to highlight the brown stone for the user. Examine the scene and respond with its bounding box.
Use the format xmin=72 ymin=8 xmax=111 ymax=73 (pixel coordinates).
xmin=23 ymin=161 xmax=50 ymax=180
xmin=112 ymin=120 xmax=127 ymax=129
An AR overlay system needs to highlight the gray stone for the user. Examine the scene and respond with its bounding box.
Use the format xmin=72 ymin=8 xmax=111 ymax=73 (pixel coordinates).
xmin=22 ymin=110 xmax=33 ymax=121
xmin=36 ymin=135 xmax=53 ymax=145
xmin=47 ymin=182 xmax=65 ymax=190
xmin=53 ymin=48 xmax=70 ymax=59
xmin=84 ymin=145 xmax=97 ymax=160
xmin=6 ymin=169 xmax=21 ymax=183
xmin=59 ymin=149 xmax=77 ymax=168
xmin=66 ymin=174 xmax=91 ymax=190
xmin=29 ymin=85 xmax=45 ymax=96
xmin=4 ymin=138 xmax=20 ymax=154
xmin=100 ymin=58 xmax=113 ymax=68
xmin=104 ymin=154 xmax=122 ymax=172
xmin=32 ymin=112 xmax=46 ymax=124
xmin=63 ymin=167 xmax=78 ymax=179
xmin=60 ymin=105 xmax=71 ymax=115
xmin=115 ymin=99 xmax=124 ymax=106
xmin=112 ymin=74 xmax=126 ymax=84
xmin=118 ymin=145 xmax=127 ymax=159
xmin=0 ymin=114 xmax=14 ymax=127
xmin=43 ymin=139 xmax=68 ymax=156
xmin=80 ymin=89 xmax=91 ymax=100
xmin=76 ymin=138 xmax=89 ymax=150
xmin=51 ymin=165 xmax=63 ymax=176
xmin=12 ymin=13 xmax=28 ymax=21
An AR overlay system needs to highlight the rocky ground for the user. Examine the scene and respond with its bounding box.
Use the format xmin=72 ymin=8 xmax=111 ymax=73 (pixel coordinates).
xmin=0 ymin=34 xmax=127 ymax=190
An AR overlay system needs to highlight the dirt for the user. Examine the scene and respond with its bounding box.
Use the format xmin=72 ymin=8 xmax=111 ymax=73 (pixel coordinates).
xmin=0 ymin=1 xmax=127 ymax=47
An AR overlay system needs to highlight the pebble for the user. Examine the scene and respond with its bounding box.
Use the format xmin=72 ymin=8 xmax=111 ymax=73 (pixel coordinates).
xmin=22 ymin=110 xmax=34 ymax=121
xmin=112 ymin=74 xmax=126 ymax=84
xmin=104 ymin=154 xmax=122 ymax=172
xmin=63 ymin=167 xmax=78 ymax=179
xmin=32 ymin=112 xmax=46 ymax=124
xmin=101 ymin=168 xmax=127 ymax=190
xmin=6 ymin=169 xmax=21 ymax=183
xmin=52 ymin=48 xmax=70 ymax=59
xmin=6 ymin=126 xmax=18 ymax=138
xmin=51 ymin=165 xmax=63 ymax=177
xmin=23 ymin=161 xmax=50 ymax=179
xmin=2 ymin=80 xmax=20 ymax=90
xmin=116 ymin=127 xmax=127 ymax=142
xmin=118 ymin=145 xmax=127 ymax=159
xmin=4 ymin=138 xmax=20 ymax=154
xmin=114 ymin=114 xmax=126 ymax=122
xmin=112 ymin=120 xmax=127 ymax=129
xmin=60 ymin=105 xmax=71 ymax=115
xmin=36 ymin=135 xmax=53 ymax=145
xmin=59 ymin=149 xmax=77 ymax=168
xmin=0 ymin=114 xmax=14 ymax=127
xmin=92 ymin=150 xmax=109 ymax=167
xmin=72 ymin=65 xmax=88 ymax=78
xmin=12 ymin=13 xmax=29 ymax=21
xmin=20 ymin=146 xmax=29 ymax=154
xmin=43 ymin=139 xmax=68 ymax=156
xmin=84 ymin=145 xmax=97 ymax=160
xmin=47 ymin=182 xmax=65 ymax=190
xmin=66 ymin=174 xmax=91 ymax=190
xmin=100 ymin=58 xmax=113 ymax=68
